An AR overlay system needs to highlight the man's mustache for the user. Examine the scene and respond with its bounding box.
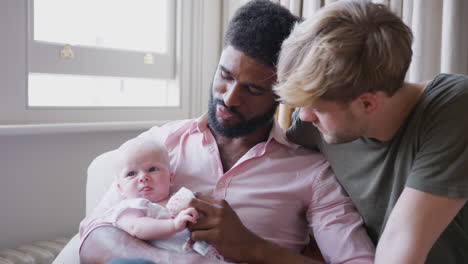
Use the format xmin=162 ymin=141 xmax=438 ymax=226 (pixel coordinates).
xmin=214 ymin=99 xmax=245 ymax=121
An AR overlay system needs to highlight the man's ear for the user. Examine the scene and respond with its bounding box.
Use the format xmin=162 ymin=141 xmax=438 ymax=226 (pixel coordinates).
xmin=357 ymin=92 xmax=379 ymax=114
xmin=170 ymin=172 xmax=175 ymax=185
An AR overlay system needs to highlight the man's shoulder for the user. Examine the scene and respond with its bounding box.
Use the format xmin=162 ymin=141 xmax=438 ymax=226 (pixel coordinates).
xmin=285 ymin=110 xmax=322 ymax=151
xmin=416 ymin=74 xmax=468 ymax=123
xmin=424 ymin=74 xmax=468 ymax=101
xmin=273 ymin=140 xmax=330 ymax=172
xmin=140 ymin=118 xmax=197 ymax=141
xmin=160 ymin=118 xmax=198 ymax=133
xmin=286 ymin=147 xmax=334 ymax=185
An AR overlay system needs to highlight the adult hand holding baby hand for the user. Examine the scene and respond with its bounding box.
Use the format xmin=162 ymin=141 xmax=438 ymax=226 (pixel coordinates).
xmin=187 ymin=193 xmax=267 ymax=263
xmin=173 ymin=207 xmax=198 ymax=232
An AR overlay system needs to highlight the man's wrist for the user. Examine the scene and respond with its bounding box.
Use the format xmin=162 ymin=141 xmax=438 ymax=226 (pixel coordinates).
xmin=246 ymin=237 xmax=321 ymax=264
xmin=246 ymin=237 xmax=276 ymax=264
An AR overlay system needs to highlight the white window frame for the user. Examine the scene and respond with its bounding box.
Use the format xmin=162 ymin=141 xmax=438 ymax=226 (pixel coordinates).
xmin=0 ymin=0 xmax=221 ymax=126
xmin=28 ymin=0 xmax=176 ymax=80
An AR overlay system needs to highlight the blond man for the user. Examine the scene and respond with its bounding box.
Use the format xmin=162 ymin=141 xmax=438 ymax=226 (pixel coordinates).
xmin=275 ymin=1 xmax=468 ymax=264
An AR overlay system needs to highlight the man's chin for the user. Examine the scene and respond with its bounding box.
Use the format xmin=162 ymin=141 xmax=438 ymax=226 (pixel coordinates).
xmin=207 ymin=100 xmax=277 ymax=138
xmin=323 ymin=137 xmax=341 ymax=144
xmin=208 ymin=118 xmax=251 ymax=138
xmin=322 ymin=134 xmax=357 ymax=144
xmin=216 ymin=116 xmax=241 ymax=128
xmin=212 ymin=123 xmax=240 ymax=137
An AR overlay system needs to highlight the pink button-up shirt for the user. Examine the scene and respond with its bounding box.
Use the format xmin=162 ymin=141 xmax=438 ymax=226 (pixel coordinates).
xmin=80 ymin=115 xmax=374 ymax=264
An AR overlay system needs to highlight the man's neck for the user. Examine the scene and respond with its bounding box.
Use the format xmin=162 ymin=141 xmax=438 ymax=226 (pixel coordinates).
xmin=367 ymin=81 xmax=427 ymax=142
xmin=209 ymin=121 xmax=273 ymax=172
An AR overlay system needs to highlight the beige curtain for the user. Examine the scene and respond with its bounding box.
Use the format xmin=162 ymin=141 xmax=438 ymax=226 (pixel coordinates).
xmin=222 ymin=0 xmax=468 ymax=129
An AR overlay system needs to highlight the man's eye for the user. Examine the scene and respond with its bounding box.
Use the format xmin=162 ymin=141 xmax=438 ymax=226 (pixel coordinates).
xmin=148 ymin=167 xmax=159 ymax=172
xmin=126 ymin=171 xmax=136 ymax=177
xmin=247 ymin=86 xmax=264 ymax=95
xmin=220 ymin=70 xmax=233 ymax=81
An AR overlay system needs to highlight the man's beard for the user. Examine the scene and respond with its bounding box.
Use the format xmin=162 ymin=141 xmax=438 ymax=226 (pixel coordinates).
xmin=207 ymin=96 xmax=278 ymax=138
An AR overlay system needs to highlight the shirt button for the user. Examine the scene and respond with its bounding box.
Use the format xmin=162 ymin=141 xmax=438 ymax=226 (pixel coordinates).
xmin=218 ymin=181 xmax=225 ymax=188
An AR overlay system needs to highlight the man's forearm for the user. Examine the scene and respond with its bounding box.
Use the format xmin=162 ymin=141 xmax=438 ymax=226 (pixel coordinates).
xmin=118 ymin=216 xmax=178 ymax=241
xmin=80 ymin=226 xmax=171 ymax=264
xmin=248 ymin=239 xmax=323 ymax=264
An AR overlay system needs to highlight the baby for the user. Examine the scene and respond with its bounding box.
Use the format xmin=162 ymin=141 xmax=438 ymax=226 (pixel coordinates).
xmin=99 ymin=137 xmax=218 ymax=258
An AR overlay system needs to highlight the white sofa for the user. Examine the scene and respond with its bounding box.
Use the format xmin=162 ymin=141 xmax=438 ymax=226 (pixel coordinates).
xmin=53 ymin=151 xmax=117 ymax=264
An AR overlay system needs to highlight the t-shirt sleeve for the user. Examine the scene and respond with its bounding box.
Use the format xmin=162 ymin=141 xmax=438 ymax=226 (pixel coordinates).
xmin=286 ymin=109 xmax=321 ymax=151
xmin=407 ymin=89 xmax=468 ymax=198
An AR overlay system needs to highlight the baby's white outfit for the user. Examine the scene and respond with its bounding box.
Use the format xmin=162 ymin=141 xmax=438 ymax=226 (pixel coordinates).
xmin=101 ymin=187 xmax=222 ymax=261
xmin=102 ymin=197 xmax=193 ymax=253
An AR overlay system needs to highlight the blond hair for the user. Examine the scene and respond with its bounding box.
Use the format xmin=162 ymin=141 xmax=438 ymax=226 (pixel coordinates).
xmin=275 ymin=0 xmax=413 ymax=107
xmin=114 ymin=137 xmax=170 ymax=178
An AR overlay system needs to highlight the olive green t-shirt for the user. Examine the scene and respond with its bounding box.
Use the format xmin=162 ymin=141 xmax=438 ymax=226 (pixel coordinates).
xmin=287 ymin=74 xmax=468 ymax=264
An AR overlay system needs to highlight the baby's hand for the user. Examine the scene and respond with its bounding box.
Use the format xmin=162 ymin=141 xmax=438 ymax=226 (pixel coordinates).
xmin=173 ymin=207 xmax=198 ymax=232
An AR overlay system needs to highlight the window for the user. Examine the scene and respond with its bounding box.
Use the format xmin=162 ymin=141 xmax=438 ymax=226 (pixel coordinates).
xmin=28 ymin=0 xmax=176 ymax=108
xmin=0 ymin=0 xmax=222 ymax=125
xmin=28 ymin=74 xmax=178 ymax=107
xmin=34 ymin=0 xmax=170 ymax=54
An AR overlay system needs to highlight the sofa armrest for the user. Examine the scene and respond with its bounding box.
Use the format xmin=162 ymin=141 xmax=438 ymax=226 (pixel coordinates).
xmin=53 ymin=150 xmax=119 ymax=263
xmin=52 ymin=234 xmax=80 ymax=264
xmin=85 ymin=150 xmax=118 ymax=215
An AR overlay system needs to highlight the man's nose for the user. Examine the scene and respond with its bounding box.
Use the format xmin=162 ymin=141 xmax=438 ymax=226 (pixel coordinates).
xmin=299 ymin=107 xmax=318 ymax=123
xmin=223 ymin=82 xmax=242 ymax=107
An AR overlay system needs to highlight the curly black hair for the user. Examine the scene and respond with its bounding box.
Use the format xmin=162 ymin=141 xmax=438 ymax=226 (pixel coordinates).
xmin=223 ymin=0 xmax=299 ymax=68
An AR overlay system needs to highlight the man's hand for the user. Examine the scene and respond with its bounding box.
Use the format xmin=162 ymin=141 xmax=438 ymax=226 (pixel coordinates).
xmin=188 ymin=193 xmax=320 ymax=264
xmin=173 ymin=207 xmax=198 ymax=232
xmin=187 ymin=193 xmax=265 ymax=262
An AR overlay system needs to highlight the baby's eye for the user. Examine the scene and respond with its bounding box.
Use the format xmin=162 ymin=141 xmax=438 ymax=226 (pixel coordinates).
xmin=148 ymin=167 xmax=159 ymax=172
xmin=126 ymin=171 xmax=136 ymax=177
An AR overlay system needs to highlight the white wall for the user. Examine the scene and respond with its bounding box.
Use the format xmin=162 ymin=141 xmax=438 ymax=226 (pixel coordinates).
xmin=0 ymin=0 xmax=176 ymax=249
xmin=0 ymin=0 xmax=147 ymax=248
xmin=0 ymin=130 xmax=144 ymax=249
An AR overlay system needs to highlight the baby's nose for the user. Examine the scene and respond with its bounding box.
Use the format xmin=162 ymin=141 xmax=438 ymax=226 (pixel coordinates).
xmin=139 ymin=175 xmax=149 ymax=182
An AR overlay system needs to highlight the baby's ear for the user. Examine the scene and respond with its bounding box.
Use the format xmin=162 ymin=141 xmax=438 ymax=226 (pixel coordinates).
xmin=115 ymin=181 xmax=127 ymax=198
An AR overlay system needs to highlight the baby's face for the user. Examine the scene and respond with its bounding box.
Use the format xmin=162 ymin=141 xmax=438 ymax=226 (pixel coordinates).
xmin=116 ymin=144 xmax=172 ymax=202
